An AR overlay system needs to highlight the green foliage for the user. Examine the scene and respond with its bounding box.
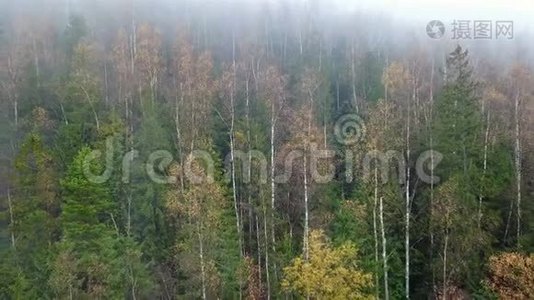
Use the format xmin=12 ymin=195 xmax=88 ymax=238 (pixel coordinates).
xmin=8 ymin=131 xmax=58 ymax=298
xmin=54 ymin=147 xmax=121 ymax=297
xmin=51 ymin=147 xmax=152 ymax=298
xmin=63 ymin=15 xmax=88 ymax=64
xmin=433 ymin=46 xmax=482 ymax=180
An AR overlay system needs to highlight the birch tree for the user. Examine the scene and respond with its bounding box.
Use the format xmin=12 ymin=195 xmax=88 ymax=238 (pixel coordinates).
xmin=505 ymin=65 xmax=532 ymax=246
xmin=382 ymin=61 xmax=413 ymax=298
xmin=258 ymin=65 xmax=286 ymax=286
xmin=135 ymin=23 xmax=163 ymax=106
xmin=2 ymin=15 xmax=31 ymax=127
xmin=166 ymin=158 xmax=227 ymax=299
xmin=219 ymin=63 xmax=244 ymax=257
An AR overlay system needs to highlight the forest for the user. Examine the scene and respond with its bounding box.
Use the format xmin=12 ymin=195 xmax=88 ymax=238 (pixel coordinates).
xmin=0 ymin=0 xmax=533 ymax=299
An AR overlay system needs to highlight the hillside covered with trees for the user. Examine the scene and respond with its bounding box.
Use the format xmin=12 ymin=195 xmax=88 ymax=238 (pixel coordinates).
xmin=0 ymin=0 xmax=533 ymax=299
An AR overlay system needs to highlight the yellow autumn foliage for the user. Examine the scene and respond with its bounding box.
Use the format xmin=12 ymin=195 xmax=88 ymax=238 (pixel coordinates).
xmin=282 ymin=230 xmax=374 ymax=299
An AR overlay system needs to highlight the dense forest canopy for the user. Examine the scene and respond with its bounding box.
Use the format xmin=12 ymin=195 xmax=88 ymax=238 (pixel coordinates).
xmin=0 ymin=0 xmax=533 ymax=299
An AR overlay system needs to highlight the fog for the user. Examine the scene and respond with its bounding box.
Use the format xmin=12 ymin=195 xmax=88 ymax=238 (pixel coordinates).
xmin=2 ymin=0 xmax=532 ymax=67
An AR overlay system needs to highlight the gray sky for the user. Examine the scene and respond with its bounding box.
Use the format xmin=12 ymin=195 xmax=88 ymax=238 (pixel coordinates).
xmin=335 ymin=0 xmax=533 ymax=28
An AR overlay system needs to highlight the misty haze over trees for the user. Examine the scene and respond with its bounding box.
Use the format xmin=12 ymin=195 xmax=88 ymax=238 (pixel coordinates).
xmin=0 ymin=0 xmax=533 ymax=299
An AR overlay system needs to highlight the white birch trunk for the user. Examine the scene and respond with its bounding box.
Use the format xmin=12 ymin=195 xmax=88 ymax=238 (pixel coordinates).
xmin=130 ymin=0 xmax=136 ymax=75
xmin=229 ymin=87 xmax=243 ymax=257
xmin=405 ymin=71 xmax=414 ymax=300
xmin=479 ymin=112 xmax=490 ymax=228
xmin=298 ymin=30 xmax=303 ymax=56
xmin=262 ymin=190 xmax=271 ymax=299
xmin=336 ymin=79 xmax=340 ymax=111
xmin=514 ymin=93 xmax=522 ymax=244
xmin=7 ymin=188 xmax=15 ymax=249
xmin=255 ymin=214 xmax=262 ymax=287
xmin=104 ymin=61 xmax=109 ymax=105
xmin=80 ymin=86 xmax=100 ymax=130
xmin=7 ymin=56 xmax=18 ymax=127
xmin=442 ymin=231 xmax=448 ymax=300
xmin=229 ymin=35 xmax=243 ymax=260
xmin=14 ymin=94 xmax=18 ymax=127
xmin=303 ymin=153 xmax=309 ymax=260
xmin=429 ymin=58 xmax=435 ymax=288
xmin=198 ymin=223 xmax=207 ymax=300
xmin=351 ymin=41 xmax=358 ymax=112
xmin=246 ymin=78 xmax=254 ymax=245
xmin=270 ymin=102 xmax=276 ymax=268
xmin=380 ymin=196 xmax=389 ymax=300
xmin=176 ymin=82 xmax=185 ymax=195
xmin=32 ymin=37 xmax=40 ymax=88
xmin=373 ymin=167 xmax=380 ymax=299
xmin=303 ymin=91 xmax=313 ymax=261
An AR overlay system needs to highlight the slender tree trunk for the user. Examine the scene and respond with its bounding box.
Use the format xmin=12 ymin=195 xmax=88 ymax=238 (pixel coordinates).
xmin=283 ymin=31 xmax=288 ymax=65
xmin=80 ymin=86 xmax=100 ymax=130
xmin=303 ymin=152 xmax=309 ymax=260
xmin=429 ymin=58 xmax=435 ymax=289
xmin=384 ymin=55 xmax=389 ymax=103
xmin=110 ymin=213 xmax=120 ymax=236
xmin=198 ymin=222 xmax=207 ymax=300
xmin=298 ymin=30 xmax=303 ymax=56
xmin=128 ymin=262 xmax=137 ymax=300
xmin=14 ymin=93 xmax=18 ymax=127
xmin=514 ymin=93 xmax=522 ymax=245
xmin=123 ymin=77 xmax=132 ymax=236
xmin=176 ymin=82 xmax=185 ymax=195
xmin=126 ymin=195 xmax=132 ymax=236
xmin=262 ymin=191 xmax=271 ymax=300
xmin=318 ymin=38 xmax=322 ymax=71
xmin=270 ymin=102 xmax=277 ymax=274
xmin=405 ymin=72 xmax=414 ymax=300
xmin=303 ymin=93 xmax=313 ymax=261
xmin=479 ymin=112 xmax=490 ymax=228
xmin=32 ymin=37 xmax=40 ymax=88
xmin=373 ymin=167 xmax=379 ymax=299
xmin=323 ymin=114 xmax=327 ymax=148
xmin=379 ymin=196 xmax=389 ymax=300
xmin=405 ymin=163 xmax=410 ymax=299
xmin=7 ymin=188 xmax=15 ymax=249
xmin=229 ymin=87 xmax=243 ymax=257
xmin=336 ymin=79 xmax=340 ymax=111
xmin=230 ymin=38 xmax=239 ymax=227
xmin=131 ymin=279 xmax=137 ymax=300
xmin=255 ymin=213 xmax=262 ymax=287
xmin=60 ymin=101 xmax=68 ymax=125
xmin=104 ymin=61 xmax=109 ymax=105
xmin=351 ymin=40 xmax=358 ymax=112
xmin=7 ymin=56 xmax=18 ymax=127
xmin=128 ymin=90 xmax=134 ymax=236
xmin=246 ymin=78 xmax=254 ymax=247
xmin=130 ymin=0 xmax=136 ymax=75
xmin=504 ymin=198 xmax=514 ymax=242
xmin=442 ymin=230 xmax=449 ymax=300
